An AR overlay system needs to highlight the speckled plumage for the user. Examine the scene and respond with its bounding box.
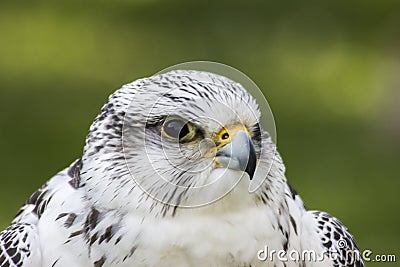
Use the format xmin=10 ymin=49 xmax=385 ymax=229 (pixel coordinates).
xmin=0 ymin=70 xmax=364 ymax=267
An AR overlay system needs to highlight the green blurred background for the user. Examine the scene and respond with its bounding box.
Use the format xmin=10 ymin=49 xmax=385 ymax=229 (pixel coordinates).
xmin=0 ymin=0 xmax=399 ymax=265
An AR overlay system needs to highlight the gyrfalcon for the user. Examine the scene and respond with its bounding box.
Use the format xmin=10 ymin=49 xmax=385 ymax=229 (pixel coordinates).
xmin=0 ymin=70 xmax=364 ymax=266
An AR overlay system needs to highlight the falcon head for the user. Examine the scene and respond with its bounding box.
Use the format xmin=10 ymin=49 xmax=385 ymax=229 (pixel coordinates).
xmin=81 ymin=70 xmax=285 ymax=213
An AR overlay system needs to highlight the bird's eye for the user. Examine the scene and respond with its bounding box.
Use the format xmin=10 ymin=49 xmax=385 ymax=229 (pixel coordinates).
xmin=162 ymin=118 xmax=195 ymax=141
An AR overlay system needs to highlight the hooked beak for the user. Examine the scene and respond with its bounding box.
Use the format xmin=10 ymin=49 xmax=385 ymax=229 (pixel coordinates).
xmin=215 ymin=130 xmax=257 ymax=180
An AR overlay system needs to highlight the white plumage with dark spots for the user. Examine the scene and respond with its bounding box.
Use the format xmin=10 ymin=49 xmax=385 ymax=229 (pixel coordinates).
xmin=0 ymin=70 xmax=364 ymax=267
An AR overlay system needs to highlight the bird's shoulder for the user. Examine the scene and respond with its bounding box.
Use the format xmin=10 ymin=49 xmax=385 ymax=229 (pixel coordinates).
xmin=0 ymin=158 xmax=84 ymax=267
xmin=0 ymin=222 xmax=41 ymax=267
xmin=14 ymin=158 xmax=83 ymax=224
xmin=305 ymin=210 xmax=365 ymax=267
xmin=282 ymin=183 xmax=364 ymax=266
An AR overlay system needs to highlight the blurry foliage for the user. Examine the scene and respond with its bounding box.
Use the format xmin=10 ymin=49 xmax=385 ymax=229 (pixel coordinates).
xmin=0 ymin=0 xmax=399 ymax=265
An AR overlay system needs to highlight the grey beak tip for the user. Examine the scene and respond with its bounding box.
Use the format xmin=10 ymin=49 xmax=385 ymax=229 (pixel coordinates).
xmin=245 ymin=137 xmax=257 ymax=180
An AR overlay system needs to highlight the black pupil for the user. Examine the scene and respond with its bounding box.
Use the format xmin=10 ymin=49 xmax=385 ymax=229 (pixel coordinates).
xmin=165 ymin=120 xmax=189 ymax=139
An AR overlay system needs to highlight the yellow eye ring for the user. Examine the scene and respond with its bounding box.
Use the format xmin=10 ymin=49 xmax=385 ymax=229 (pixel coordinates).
xmin=162 ymin=117 xmax=196 ymax=141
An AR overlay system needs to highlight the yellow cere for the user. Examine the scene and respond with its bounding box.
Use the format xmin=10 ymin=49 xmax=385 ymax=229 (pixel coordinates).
xmin=214 ymin=124 xmax=250 ymax=150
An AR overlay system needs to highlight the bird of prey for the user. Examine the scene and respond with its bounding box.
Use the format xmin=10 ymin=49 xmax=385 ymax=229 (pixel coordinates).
xmin=0 ymin=70 xmax=364 ymax=267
